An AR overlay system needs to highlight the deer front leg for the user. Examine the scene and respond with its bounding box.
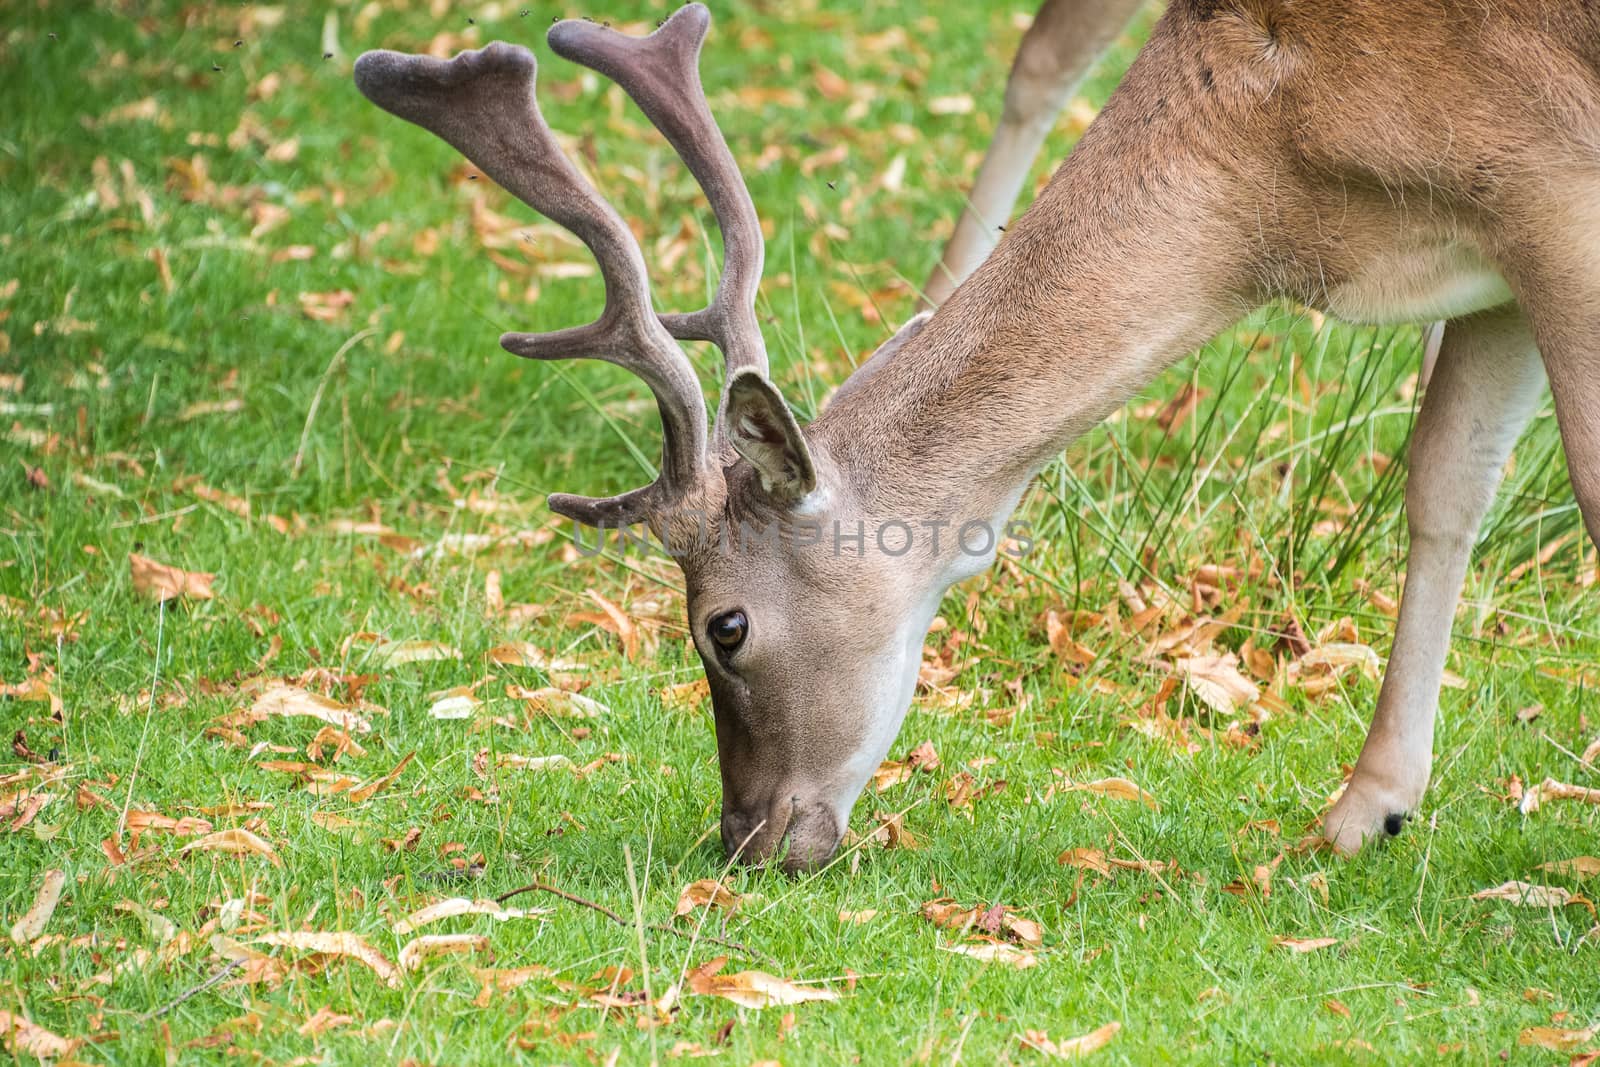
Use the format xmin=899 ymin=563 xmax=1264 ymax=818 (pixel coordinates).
xmin=1324 ymin=306 xmax=1546 ymax=854
xmin=919 ymin=0 xmax=1142 ymax=309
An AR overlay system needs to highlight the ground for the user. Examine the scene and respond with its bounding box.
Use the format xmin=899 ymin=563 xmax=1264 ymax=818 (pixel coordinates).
xmin=2 ymin=1 xmax=1598 ymax=1064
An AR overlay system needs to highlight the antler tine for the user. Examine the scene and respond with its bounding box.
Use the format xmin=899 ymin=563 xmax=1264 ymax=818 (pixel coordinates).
xmin=353 ymin=43 xmax=708 ymax=526
xmin=548 ymin=5 xmax=770 ymax=433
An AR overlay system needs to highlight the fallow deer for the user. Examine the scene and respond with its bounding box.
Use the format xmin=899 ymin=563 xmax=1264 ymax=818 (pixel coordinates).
xmin=922 ymin=0 xmax=1146 ymax=308
xmin=355 ymin=2 xmax=1600 ymax=871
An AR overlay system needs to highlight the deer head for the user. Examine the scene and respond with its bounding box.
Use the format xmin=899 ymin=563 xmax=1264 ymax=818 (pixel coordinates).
xmin=355 ymin=5 xmax=988 ymax=872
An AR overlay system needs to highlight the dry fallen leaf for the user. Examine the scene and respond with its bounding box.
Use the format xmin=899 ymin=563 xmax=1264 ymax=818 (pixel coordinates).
xmin=938 ymin=939 xmax=1038 ymax=969
xmin=1520 ymin=778 xmax=1600 ymax=814
xmin=1019 ymin=1021 xmax=1121 ymax=1058
xmin=1471 ymin=880 xmax=1592 ymax=911
xmin=838 ymin=909 xmax=878 ymax=925
xmin=1535 ymin=857 xmax=1600 ymax=880
xmin=1059 ymin=777 xmax=1159 ymax=810
xmin=1518 ymin=1026 xmax=1596 ymax=1051
xmin=298 ymin=1005 xmax=355 ymax=1038
xmin=427 ymin=687 xmax=480 ymax=720
xmin=10 ymin=869 xmax=65 ymax=943
xmin=255 ymin=930 xmax=401 ymax=987
xmin=514 ymin=686 xmax=608 ymax=719
xmin=496 ymin=754 xmax=574 ymax=773
xmin=391 ymin=897 xmax=549 ymax=935
xmin=129 ymin=552 xmax=215 ymax=602
xmin=348 ymin=752 xmax=415 ymax=803
xmin=1272 ymin=936 xmax=1340 ymax=954
xmin=251 ymin=685 xmax=373 ymax=733
xmin=398 ymin=933 xmax=490 ymax=972
xmin=180 ymin=828 xmax=281 ymax=866
xmin=0 ymin=1010 xmax=79 ymax=1059
xmin=674 ymin=879 xmax=743 ymax=920
xmin=1174 ymin=653 xmax=1260 ymax=715
xmin=371 ymin=639 xmax=462 ymax=666
xmin=125 ymin=810 xmax=214 ymax=837
xmin=687 ymin=968 xmax=840 ymax=1009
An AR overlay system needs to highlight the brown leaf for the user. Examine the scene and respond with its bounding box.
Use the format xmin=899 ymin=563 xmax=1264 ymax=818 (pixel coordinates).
xmin=255 ymin=930 xmax=401 ymax=987
xmin=298 ymin=1006 xmax=355 ymax=1038
xmin=0 ymin=1010 xmax=79 ymax=1059
xmin=298 ymin=289 xmax=355 ymax=322
xmin=347 ymin=752 xmax=415 ymax=804
xmin=125 ymin=810 xmax=214 ymax=837
xmin=180 ymin=828 xmax=281 ymax=866
xmin=1019 ymin=1021 xmax=1121 ymax=1058
xmin=129 ymin=552 xmax=215 ymax=602
xmin=674 ymin=879 xmax=743 ymax=920
xmin=687 ymin=968 xmax=839 ymax=1009
xmin=584 ymin=589 xmax=639 ymax=660
xmin=1518 ymin=1026 xmax=1596 ymax=1051
xmin=1272 ymin=936 xmax=1340 ymax=954
xmin=9 ymin=869 xmax=65 ymax=943
xmin=1520 ymin=778 xmax=1600 ymax=814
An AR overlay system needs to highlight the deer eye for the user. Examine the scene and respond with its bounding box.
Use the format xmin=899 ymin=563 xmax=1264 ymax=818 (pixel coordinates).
xmin=708 ymin=611 xmax=748 ymax=652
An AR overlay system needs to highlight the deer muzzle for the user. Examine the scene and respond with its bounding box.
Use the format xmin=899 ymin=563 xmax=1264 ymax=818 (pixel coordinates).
xmin=720 ymin=795 xmax=843 ymax=874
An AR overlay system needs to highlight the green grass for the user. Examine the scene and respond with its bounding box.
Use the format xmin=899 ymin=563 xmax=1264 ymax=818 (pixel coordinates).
xmin=3 ymin=2 xmax=1598 ymax=1063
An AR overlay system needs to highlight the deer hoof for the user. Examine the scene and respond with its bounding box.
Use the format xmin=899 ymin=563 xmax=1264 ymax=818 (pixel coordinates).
xmin=1323 ymin=776 xmax=1424 ymax=856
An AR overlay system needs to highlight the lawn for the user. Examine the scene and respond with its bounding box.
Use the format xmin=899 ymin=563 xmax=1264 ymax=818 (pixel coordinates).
xmin=2 ymin=1 xmax=1598 ymax=1064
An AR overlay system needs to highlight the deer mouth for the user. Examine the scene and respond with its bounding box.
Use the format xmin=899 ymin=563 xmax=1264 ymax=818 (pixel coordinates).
xmin=721 ymin=797 xmax=842 ymax=874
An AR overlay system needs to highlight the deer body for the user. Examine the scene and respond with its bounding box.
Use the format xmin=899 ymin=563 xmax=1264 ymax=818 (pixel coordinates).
xmin=357 ymin=1 xmax=1600 ymax=872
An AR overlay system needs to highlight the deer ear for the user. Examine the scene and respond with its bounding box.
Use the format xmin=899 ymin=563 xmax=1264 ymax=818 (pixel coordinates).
xmin=724 ymin=368 xmax=816 ymax=502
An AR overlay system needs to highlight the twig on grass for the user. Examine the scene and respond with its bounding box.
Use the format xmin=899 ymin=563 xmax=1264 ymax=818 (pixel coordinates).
xmin=134 ymin=959 xmax=245 ymax=1023
xmin=495 ymin=879 xmax=776 ymax=967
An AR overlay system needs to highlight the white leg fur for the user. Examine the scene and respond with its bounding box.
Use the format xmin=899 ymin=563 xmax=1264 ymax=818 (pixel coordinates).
xmin=1324 ymin=306 xmax=1546 ymax=854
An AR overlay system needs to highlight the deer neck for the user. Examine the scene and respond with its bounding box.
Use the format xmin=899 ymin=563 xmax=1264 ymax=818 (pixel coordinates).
xmin=813 ymin=132 xmax=1250 ymax=534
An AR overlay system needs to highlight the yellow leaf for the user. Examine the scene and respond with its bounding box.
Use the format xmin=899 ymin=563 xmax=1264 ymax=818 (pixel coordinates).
xmin=129 ymin=552 xmax=215 ymax=602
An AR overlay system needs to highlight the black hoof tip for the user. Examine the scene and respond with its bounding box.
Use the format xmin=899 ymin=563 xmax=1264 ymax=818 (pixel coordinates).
xmin=1382 ymin=812 xmax=1406 ymax=837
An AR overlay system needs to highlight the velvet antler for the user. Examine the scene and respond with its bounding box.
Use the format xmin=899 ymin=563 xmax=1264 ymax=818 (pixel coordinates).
xmin=546 ymin=6 xmax=769 ymax=443
xmin=354 ymin=38 xmax=708 ymax=526
xmin=353 ymin=4 xmax=772 ymax=527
